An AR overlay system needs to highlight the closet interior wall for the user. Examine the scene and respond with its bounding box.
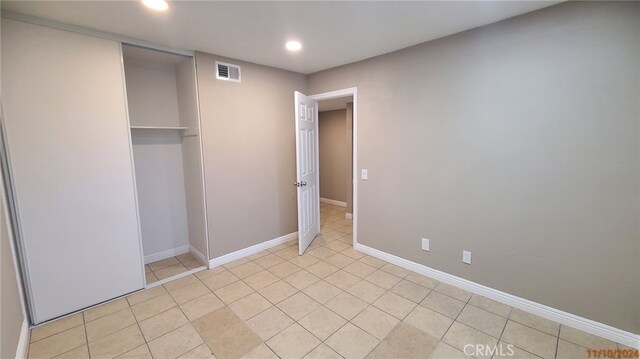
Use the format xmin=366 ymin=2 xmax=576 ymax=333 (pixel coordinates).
xmin=123 ymin=45 xmax=208 ymax=271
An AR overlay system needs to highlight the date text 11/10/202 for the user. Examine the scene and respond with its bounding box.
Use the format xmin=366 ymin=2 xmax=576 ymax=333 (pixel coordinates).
xmin=586 ymin=349 xmax=639 ymax=358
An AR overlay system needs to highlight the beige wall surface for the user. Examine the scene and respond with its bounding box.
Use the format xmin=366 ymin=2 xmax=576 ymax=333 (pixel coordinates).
xmin=126 ymin=61 xmax=189 ymax=257
xmin=124 ymin=65 xmax=180 ymax=128
xmin=176 ymin=58 xmax=209 ymax=259
xmin=307 ymin=2 xmax=640 ymax=333
xmin=319 ymin=109 xmax=348 ymax=202
xmin=131 ymin=131 xmax=189 ymax=257
xmin=195 ymin=52 xmax=306 ymax=258
xmin=1 ymin=173 xmax=25 ymax=359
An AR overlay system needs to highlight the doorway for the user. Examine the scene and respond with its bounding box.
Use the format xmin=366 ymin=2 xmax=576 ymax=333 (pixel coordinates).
xmin=294 ymin=88 xmax=358 ymax=255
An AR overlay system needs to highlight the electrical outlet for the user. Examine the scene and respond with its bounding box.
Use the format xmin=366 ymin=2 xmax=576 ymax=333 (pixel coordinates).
xmin=361 ymin=169 xmax=368 ymax=180
xmin=462 ymin=250 xmax=472 ymax=264
xmin=421 ymin=238 xmax=430 ymax=251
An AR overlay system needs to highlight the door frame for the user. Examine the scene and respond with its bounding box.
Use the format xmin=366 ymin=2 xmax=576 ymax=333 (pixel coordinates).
xmin=309 ymin=87 xmax=358 ymax=248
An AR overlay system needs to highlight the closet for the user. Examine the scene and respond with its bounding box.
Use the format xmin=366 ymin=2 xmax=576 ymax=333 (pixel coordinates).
xmin=122 ymin=45 xmax=209 ymax=284
xmin=1 ymin=19 xmax=146 ymax=324
xmin=1 ymin=18 xmax=209 ymax=325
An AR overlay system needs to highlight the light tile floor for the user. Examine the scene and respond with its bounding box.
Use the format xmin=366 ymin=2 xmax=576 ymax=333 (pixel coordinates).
xmin=28 ymin=203 xmax=630 ymax=358
xmin=146 ymin=253 xmax=204 ymax=284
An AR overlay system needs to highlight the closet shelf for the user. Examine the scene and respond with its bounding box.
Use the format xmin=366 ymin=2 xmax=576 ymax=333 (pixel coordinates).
xmin=130 ymin=126 xmax=188 ymax=130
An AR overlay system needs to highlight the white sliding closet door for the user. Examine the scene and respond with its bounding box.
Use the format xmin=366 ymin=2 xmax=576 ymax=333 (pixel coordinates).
xmin=1 ymin=19 xmax=145 ymax=323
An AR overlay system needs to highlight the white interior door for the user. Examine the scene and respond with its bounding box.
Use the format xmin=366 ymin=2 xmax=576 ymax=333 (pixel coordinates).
xmin=1 ymin=19 xmax=145 ymax=323
xmin=294 ymin=92 xmax=320 ymax=255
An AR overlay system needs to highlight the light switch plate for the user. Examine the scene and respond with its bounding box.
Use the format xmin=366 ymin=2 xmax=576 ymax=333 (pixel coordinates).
xmin=361 ymin=169 xmax=368 ymax=180
xmin=421 ymin=238 xmax=430 ymax=251
xmin=462 ymin=250 xmax=472 ymax=264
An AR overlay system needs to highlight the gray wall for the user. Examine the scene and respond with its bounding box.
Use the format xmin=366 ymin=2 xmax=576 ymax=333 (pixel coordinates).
xmin=319 ymin=109 xmax=348 ymax=202
xmin=127 ymin=57 xmax=209 ymax=262
xmin=307 ymin=2 xmax=640 ymax=334
xmin=195 ymin=52 xmax=306 ymax=258
xmin=131 ymin=131 xmax=189 ymax=257
xmin=125 ymin=64 xmax=190 ymax=258
xmin=176 ymin=58 xmax=209 ymax=260
xmin=124 ymin=65 xmax=180 ymax=127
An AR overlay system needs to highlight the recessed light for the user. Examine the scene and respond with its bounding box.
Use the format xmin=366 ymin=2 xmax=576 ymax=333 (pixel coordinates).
xmin=285 ymin=41 xmax=302 ymax=52
xmin=142 ymin=0 xmax=169 ymax=11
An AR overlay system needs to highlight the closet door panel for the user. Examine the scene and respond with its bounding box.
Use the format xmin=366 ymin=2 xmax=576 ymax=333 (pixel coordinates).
xmin=1 ymin=19 xmax=144 ymax=323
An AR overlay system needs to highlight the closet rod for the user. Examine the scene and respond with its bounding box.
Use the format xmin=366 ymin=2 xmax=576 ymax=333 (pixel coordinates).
xmin=130 ymin=126 xmax=188 ymax=130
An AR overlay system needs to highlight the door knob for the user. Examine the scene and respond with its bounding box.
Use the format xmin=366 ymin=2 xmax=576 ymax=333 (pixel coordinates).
xmin=293 ymin=181 xmax=300 ymax=187
xmin=301 ymin=181 xmax=307 ymax=187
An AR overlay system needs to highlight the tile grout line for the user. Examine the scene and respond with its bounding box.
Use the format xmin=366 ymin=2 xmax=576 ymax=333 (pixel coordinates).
xmin=429 ymin=281 xmax=557 ymax=357
xmin=147 ymin=253 xmax=205 ymax=284
xmin=82 ymin=312 xmax=91 ymax=359
xmin=27 ymin=320 xmax=86 ymax=346
xmin=554 ymin=328 xmax=561 ymax=359
xmin=157 ymin=255 xmax=530 ymax=359
xmin=179 ymin=272 xmax=228 ymax=357
xmin=457 ymin=302 xmax=506 ymax=341
xmin=28 ymin=317 xmax=88 ymax=359
xmin=494 ymin=307 xmax=511 ymax=359
xmin=285 ymin=244 xmax=400 ymax=356
xmin=35 ymin=206 xmax=625 ymax=359
xmin=122 ymin=283 xmax=155 ymax=358
xmin=29 ymin=222 xmax=431 ymax=359
xmin=242 ymin=255 xmax=321 ymax=357
xmin=132 ymin=309 xmax=155 ymax=359
xmin=435 ymin=283 xmax=472 ymax=352
xmin=348 ymin=303 xmax=393 ymax=355
xmin=322 ymin=247 xmax=393 ymax=358
xmin=151 ymin=277 xmax=212 ymax=358
xmin=498 ymin=320 xmax=559 ymax=359
xmin=36 ymin=210 xmax=368 ymax=357
xmin=242 ymin=230 xmax=360 ymax=357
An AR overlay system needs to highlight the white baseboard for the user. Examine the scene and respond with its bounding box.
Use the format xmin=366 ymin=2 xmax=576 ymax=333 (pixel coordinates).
xmin=15 ymin=319 xmax=29 ymax=359
xmin=209 ymin=232 xmax=298 ymax=268
xmin=354 ymin=243 xmax=640 ymax=349
xmin=345 ymin=213 xmax=353 ymax=219
xmin=144 ymin=245 xmax=190 ymax=264
xmin=189 ymin=245 xmax=208 ymax=266
xmin=320 ymin=198 xmax=347 ymax=207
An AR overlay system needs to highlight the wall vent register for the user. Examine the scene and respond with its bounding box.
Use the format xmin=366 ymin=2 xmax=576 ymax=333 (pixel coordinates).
xmin=216 ymin=61 xmax=241 ymax=82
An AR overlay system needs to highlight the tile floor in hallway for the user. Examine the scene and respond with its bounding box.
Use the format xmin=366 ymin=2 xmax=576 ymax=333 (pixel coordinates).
xmin=146 ymin=253 xmax=205 ymax=284
xmin=28 ymin=203 xmax=630 ymax=359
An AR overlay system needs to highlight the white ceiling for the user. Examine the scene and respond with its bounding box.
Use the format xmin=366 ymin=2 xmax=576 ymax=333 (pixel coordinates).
xmin=2 ymin=1 xmax=562 ymax=74
xmin=318 ymin=97 xmax=353 ymax=112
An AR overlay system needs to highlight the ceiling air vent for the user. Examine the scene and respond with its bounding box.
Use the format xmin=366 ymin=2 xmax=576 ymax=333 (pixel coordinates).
xmin=216 ymin=61 xmax=241 ymax=83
